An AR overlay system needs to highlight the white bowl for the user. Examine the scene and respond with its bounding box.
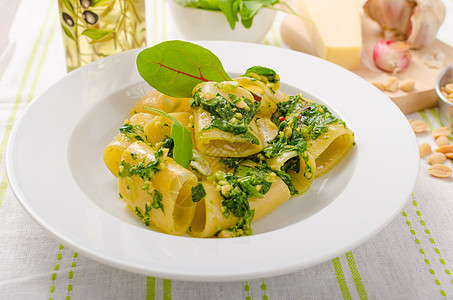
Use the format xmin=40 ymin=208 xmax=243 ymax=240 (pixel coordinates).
xmin=168 ymin=0 xmax=277 ymax=43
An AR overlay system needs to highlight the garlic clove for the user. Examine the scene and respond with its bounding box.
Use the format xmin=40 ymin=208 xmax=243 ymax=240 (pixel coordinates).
xmin=364 ymin=0 xmax=446 ymax=49
xmin=364 ymin=0 xmax=415 ymax=41
xmin=373 ymin=39 xmax=411 ymax=73
xmin=406 ymin=0 xmax=446 ymax=49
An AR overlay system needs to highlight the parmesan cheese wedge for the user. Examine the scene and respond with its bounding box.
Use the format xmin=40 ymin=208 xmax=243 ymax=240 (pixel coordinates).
xmin=296 ymin=0 xmax=362 ymax=70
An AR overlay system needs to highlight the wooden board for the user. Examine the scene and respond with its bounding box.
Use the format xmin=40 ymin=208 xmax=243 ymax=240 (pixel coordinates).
xmin=280 ymin=11 xmax=453 ymax=114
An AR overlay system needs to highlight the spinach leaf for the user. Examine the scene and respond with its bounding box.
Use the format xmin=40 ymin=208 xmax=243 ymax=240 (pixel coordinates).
xmin=136 ymin=40 xmax=231 ymax=98
xmin=172 ymin=0 xmax=309 ymax=30
xmin=144 ymin=108 xmax=193 ymax=169
xmin=218 ymin=0 xmax=239 ymax=29
xmin=243 ymin=65 xmax=279 ymax=83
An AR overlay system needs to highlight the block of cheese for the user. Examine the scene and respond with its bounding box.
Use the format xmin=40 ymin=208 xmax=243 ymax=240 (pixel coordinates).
xmin=295 ymin=0 xmax=362 ymax=70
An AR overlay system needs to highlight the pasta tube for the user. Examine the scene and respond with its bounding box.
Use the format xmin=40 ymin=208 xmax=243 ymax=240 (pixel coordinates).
xmin=306 ymin=123 xmax=354 ymax=177
xmin=190 ymin=176 xmax=290 ymax=238
xmin=143 ymin=111 xmax=195 ymax=147
xmin=118 ymin=141 xmax=198 ymax=235
xmin=266 ymin=150 xmax=316 ymax=195
xmin=129 ymin=90 xmax=191 ymax=116
xmin=191 ymin=81 xmax=264 ymax=157
xmin=189 ymin=164 xmax=291 ymax=238
xmin=234 ymin=77 xmax=286 ymax=118
xmin=103 ymin=112 xmax=155 ymax=177
xmin=272 ymin=94 xmax=354 ymax=178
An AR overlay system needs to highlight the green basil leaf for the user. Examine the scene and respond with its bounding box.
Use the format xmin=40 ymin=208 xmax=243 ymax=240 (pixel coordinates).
xmin=144 ymin=107 xmax=193 ymax=169
xmin=136 ymin=40 xmax=231 ymax=98
xmin=81 ymin=28 xmax=113 ymax=40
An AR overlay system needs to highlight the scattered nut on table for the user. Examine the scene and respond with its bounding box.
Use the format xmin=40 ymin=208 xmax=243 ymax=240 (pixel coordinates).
xmin=432 ymin=126 xmax=451 ymax=138
xmin=435 ymin=136 xmax=450 ymax=146
xmin=428 ymin=164 xmax=452 ymax=178
xmin=411 ymin=120 xmax=428 ymax=133
xmin=419 ymin=143 xmax=431 ymax=157
xmin=427 ymin=152 xmax=447 ymax=165
xmin=435 ymin=144 xmax=453 ymax=153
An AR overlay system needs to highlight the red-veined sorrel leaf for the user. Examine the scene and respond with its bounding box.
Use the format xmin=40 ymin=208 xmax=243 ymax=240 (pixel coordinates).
xmin=136 ymin=40 xmax=232 ymax=98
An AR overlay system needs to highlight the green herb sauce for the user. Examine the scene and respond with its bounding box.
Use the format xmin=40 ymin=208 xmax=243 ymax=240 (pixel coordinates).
xmin=135 ymin=203 xmax=152 ymax=226
xmin=119 ymin=123 xmax=144 ymax=141
xmin=191 ymin=89 xmax=260 ymax=145
xmin=212 ymin=163 xmax=278 ymax=236
xmin=272 ymin=94 xmax=345 ymax=141
xmin=118 ymin=149 xmax=163 ymax=181
xmin=191 ymin=183 xmax=206 ymax=202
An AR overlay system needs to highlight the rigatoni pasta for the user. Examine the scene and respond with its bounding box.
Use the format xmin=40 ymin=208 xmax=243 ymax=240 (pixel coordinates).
xmin=103 ymin=66 xmax=354 ymax=238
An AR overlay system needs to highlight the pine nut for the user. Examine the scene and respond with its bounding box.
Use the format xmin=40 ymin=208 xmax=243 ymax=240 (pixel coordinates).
xmin=432 ymin=127 xmax=451 ymax=138
xmin=435 ymin=136 xmax=450 ymax=146
xmin=419 ymin=143 xmax=431 ymax=157
xmin=446 ymin=153 xmax=453 ymax=159
xmin=411 ymin=120 xmax=428 ymax=133
xmin=427 ymin=152 xmax=446 ymax=165
xmin=428 ymin=164 xmax=452 ymax=178
xmin=384 ymin=77 xmax=399 ymax=92
xmin=435 ymin=145 xmax=453 ymax=153
xmin=399 ymin=78 xmax=414 ymax=92
xmin=446 ymin=83 xmax=453 ymax=94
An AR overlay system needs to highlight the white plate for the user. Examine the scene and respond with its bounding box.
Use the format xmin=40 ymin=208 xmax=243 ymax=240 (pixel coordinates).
xmin=6 ymin=41 xmax=419 ymax=281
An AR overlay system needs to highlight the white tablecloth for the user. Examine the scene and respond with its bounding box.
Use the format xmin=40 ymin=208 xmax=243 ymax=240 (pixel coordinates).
xmin=1 ymin=0 xmax=453 ymax=299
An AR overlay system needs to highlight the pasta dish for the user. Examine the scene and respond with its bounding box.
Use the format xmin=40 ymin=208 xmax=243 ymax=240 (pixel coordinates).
xmin=103 ymin=66 xmax=354 ymax=238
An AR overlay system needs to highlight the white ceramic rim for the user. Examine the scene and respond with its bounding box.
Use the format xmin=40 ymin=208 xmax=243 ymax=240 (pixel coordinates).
xmin=6 ymin=41 xmax=419 ymax=281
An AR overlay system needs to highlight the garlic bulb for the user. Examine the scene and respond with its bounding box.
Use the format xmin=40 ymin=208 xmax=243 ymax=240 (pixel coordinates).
xmin=364 ymin=0 xmax=446 ymax=49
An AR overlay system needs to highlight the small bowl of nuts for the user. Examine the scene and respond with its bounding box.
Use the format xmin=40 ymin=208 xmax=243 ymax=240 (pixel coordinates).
xmin=436 ymin=64 xmax=453 ymax=129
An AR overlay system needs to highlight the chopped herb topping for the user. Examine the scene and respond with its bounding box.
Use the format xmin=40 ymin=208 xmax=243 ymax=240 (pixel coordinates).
xmin=135 ymin=203 xmax=152 ymax=226
xmin=212 ymin=162 xmax=277 ymax=236
xmin=159 ymin=136 xmax=174 ymax=157
xmin=191 ymin=89 xmax=260 ymax=145
xmin=220 ymin=157 xmax=241 ymax=169
xmin=151 ymin=190 xmax=164 ymax=212
xmin=272 ymin=94 xmax=344 ymax=140
xmin=119 ymin=123 xmax=144 ymax=141
xmin=118 ymin=149 xmax=164 ymax=180
xmin=191 ymin=183 xmax=206 ymax=202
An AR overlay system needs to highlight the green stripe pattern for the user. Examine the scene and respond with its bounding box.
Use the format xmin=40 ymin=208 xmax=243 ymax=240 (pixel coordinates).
xmin=0 ymin=0 xmax=57 ymax=211
xmin=345 ymin=252 xmax=368 ymax=300
xmin=146 ymin=277 xmax=156 ymax=300
xmin=402 ymin=206 xmax=447 ymax=297
xmin=163 ymin=279 xmax=172 ymax=300
xmin=49 ymin=244 xmax=64 ymax=300
xmin=332 ymin=257 xmax=352 ymax=300
xmin=411 ymin=196 xmax=453 ymax=286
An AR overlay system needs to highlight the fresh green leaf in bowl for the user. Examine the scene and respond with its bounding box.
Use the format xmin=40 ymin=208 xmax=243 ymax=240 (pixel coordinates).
xmin=136 ymin=40 xmax=231 ymax=98
xmin=173 ymin=0 xmax=307 ymax=29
